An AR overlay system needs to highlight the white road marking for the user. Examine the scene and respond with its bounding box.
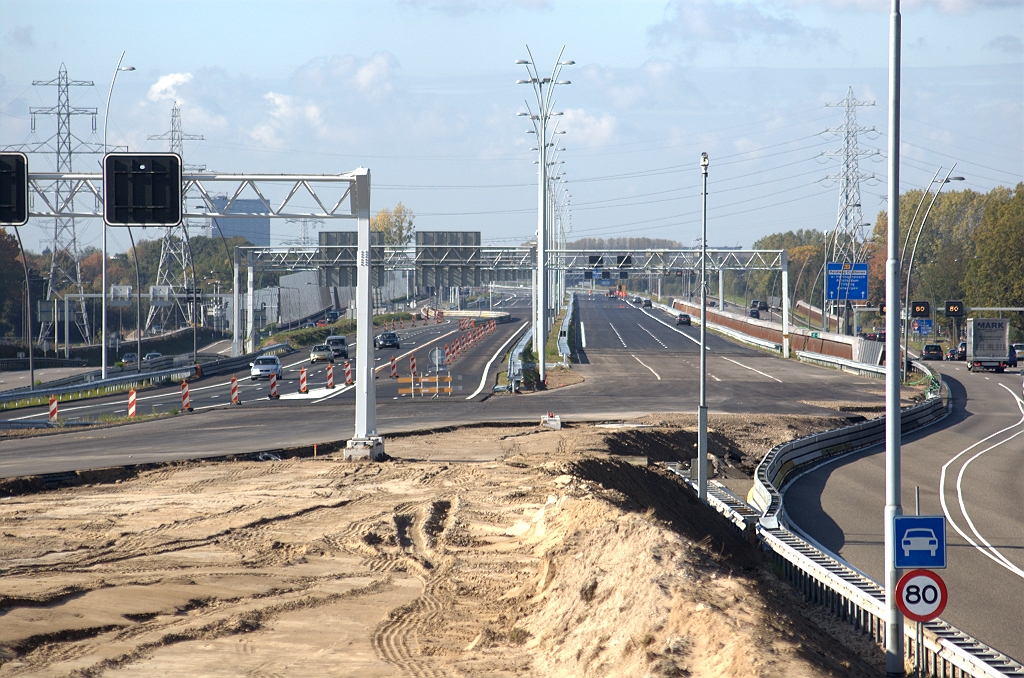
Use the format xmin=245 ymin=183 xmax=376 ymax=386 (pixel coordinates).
xmin=631 ymin=354 xmax=661 ymax=380
xmin=636 ymin=323 xmax=668 ymax=349
xmin=636 ymin=306 xmax=702 ymax=347
xmin=940 ymin=383 xmax=1024 ymax=580
xmin=710 ymin=374 xmax=721 ymax=382
xmin=719 ymin=356 xmax=782 ymax=383
xmin=608 ymin=322 xmax=627 ymax=347
xmin=466 ymin=322 xmax=529 ymax=400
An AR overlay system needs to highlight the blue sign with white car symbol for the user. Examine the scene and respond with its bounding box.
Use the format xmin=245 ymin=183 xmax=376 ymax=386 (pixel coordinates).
xmin=894 ymin=515 xmax=946 ymax=569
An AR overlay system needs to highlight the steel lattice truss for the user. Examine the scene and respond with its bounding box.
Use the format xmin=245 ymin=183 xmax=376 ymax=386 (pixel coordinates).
xmin=24 ymin=172 xmax=361 ymax=220
xmin=241 ymin=245 xmax=782 ymax=273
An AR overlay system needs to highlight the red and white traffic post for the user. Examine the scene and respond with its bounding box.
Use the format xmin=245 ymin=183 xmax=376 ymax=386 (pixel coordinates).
xmin=344 ymin=360 xmax=353 ymax=385
xmin=299 ymin=367 xmax=308 ymax=393
xmin=326 ymin=363 xmax=335 ymax=388
xmin=180 ymin=380 xmax=192 ymax=412
xmin=128 ymin=389 xmax=137 ymax=418
xmin=410 ymin=354 xmax=417 ymax=376
xmin=390 ymin=355 xmax=397 ymax=378
xmin=230 ymin=376 xmax=240 ymax=404
xmin=269 ymin=373 xmax=279 ymax=399
xmin=444 ymin=344 xmax=451 ymax=364
xmin=48 ymin=395 xmax=58 ymax=423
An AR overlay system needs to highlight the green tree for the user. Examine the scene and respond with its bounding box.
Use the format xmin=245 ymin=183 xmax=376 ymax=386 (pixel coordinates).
xmin=964 ymin=184 xmax=1024 ymax=340
xmin=0 ymin=228 xmax=25 ymax=337
xmin=371 ymin=202 xmax=415 ymax=246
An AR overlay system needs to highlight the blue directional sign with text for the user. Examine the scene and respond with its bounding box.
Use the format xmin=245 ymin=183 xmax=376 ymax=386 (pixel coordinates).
xmin=826 ymin=262 xmax=869 ymax=301
xmin=894 ymin=515 xmax=946 ymax=569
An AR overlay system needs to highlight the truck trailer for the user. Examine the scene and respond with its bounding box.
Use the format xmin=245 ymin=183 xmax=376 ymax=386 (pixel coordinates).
xmin=966 ymin=317 xmax=1010 ymax=372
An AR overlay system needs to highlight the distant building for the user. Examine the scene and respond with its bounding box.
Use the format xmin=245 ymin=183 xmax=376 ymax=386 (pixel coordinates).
xmin=210 ymin=197 xmax=271 ymax=246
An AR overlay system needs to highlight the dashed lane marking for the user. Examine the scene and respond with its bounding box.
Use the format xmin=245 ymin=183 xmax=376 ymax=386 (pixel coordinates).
xmin=608 ymin=322 xmax=627 ymax=347
xmin=636 ymin=323 xmax=668 ymax=349
xmin=719 ymin=356 xmax=782 ymax=383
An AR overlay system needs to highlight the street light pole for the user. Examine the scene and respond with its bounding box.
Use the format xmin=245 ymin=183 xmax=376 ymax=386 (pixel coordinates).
xmin=101 ymin=51 xmax=135 ymax=379
xmin=884 ymin=0 xmax=905 ymax=673
xmin=901 ymin=167 xmax=964 ymax=381
xmin=517 ymin=46 xmax=573 ymax=384
xmin=698 ymin=151 xmax=709 ymax=504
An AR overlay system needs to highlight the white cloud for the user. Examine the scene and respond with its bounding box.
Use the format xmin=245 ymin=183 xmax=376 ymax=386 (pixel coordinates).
xmin=148 ymin=73 xmax=194 ymax=103
xmin=251 ymin=91 xmax=326 ymax=147
xmin=561 ymin=108 xmax=617 ymax=147
xmin=649 ymin=0 xmax=837 ymax=52
xmin=291 ymin=52 xmax=399 ymax=102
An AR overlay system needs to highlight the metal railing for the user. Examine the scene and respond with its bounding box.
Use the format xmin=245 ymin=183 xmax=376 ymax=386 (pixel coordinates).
xmin=506 ymin=327 xmax=534 ymax=390
xmin=679 ymin=389 xmax=1023 ymax=677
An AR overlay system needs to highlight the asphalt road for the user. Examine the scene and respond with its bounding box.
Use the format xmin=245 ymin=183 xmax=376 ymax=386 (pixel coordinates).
xmin=786 ymin=359 xmax=1024 ymax=662
xmin=1 ymin=316 xmax=525 ymax=423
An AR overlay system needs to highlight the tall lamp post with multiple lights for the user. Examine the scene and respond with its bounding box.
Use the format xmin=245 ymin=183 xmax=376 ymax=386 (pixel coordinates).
xmin=516 ymin=46 xmax=573 ymax=383
xmin=101 ymin=51 xmax=135 ymax=378
xmin=697 ymin=152 xmax=710 ymax=503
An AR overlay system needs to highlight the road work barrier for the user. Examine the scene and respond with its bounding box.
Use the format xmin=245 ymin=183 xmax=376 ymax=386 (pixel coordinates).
xmin=444 ymin=344 xmax=451 ymax=364
xmin=390 ymin=356 xmax=397 ymax=378
xmin=344 ymin=360 xmax=353 ymax=385
xmin=299 ymin=367 xmax=308 ymax=394
xmin=420 ymin=375 xmax=452 ymax=396
xmin=409 ymin=355 xmax=417 ymax=376
xmin=669 ymin=384 xmax=1022 ymax=678
xmin=180 ymin=380 xmax=192 ymax=412
xmin=128 ymin=389 xmax=137 ymax=417
xmin=326 ymin=364 xmax=335 ymax=388
xmin=230 ymin=377 xmax=240 ymax=404
xmin=48 ymin=396 xmax=57 ymax=423
xmin=269 ymin=373 xmax=279 ymax=399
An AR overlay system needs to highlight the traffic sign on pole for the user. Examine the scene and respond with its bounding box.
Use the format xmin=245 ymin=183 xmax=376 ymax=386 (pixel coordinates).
xmin=894 ymin=515 xmax=946 ymax=569
xmin=0 ymin=152 xmax=29 ymax=226
xmin=896 ymin=569 xmax=948 ymax=622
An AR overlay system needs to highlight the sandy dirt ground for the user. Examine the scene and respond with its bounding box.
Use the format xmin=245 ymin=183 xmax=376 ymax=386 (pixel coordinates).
xmin=0 ymin=415 xmax=889 ymax=677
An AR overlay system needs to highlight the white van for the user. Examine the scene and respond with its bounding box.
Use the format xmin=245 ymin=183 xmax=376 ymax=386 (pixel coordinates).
xmin=326 ymin=335 xmax=348 ymax=359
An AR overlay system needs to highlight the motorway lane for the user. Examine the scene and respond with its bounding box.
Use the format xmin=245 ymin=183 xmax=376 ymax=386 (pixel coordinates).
xmin=0 ymin=316 xmax=524 ymax=421
xmin=786 ymin=361 xmax=1024 ymax=662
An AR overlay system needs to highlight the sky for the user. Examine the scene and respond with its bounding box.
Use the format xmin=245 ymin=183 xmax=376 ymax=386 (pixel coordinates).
xmin=1 ymin=0 xmax=1021 ymax=257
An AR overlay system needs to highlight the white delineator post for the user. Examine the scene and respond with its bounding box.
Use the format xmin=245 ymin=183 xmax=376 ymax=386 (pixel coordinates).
xmin=232 ymin=247 xmax=241 ymax=357
xmin=885 ymin=0 xmax=905 ymax=674
xmin=697 ymin=152 xmax=709 ymax=504
xmin=347 ymin=168 xmax=384 ymax=460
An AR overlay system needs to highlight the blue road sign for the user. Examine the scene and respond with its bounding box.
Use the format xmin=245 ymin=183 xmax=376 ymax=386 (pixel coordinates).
xmin=894 ymin=515 xmax=946 ymax=569
xmin=911 ymin=319 xmax=933 ymax=335
xmin=826 ymin=262 xmax=869 ymax=301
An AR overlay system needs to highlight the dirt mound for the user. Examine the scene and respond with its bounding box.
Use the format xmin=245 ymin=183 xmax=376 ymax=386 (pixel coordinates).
xmin=0 ymin=419 xmax=884 ymax=676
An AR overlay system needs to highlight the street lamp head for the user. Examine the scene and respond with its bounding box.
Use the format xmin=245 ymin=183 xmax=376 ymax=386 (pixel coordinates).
xmin=119 ymin=66 xmax=136 ymax=71
xmin=558 ymin=60 xmax=575 ymax=65
xmin=554 ymin=130 xmax=565 ymax=134
xmin=700 ymin=152 xmax=709 ymax=168
xmin=514 ymin=59 xmax=530 ymax=65
xmin=945 ymin=176 xmax=965 ymax=182
xmin=515 ymin=79 xmax=533 ymax=85
xmin=516 ymin=112 xmax=530 ymax=117
xmin=550 ymin=111 xmax=563 ymax=116
xmin=556 ymin=80 xmax=571 ymax=85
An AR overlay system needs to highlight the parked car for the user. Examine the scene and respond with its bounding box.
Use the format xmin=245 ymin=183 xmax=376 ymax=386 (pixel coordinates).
xmin=326 ymin=335 xmax=349 ymax=359
xmin=946 ymin=347 xmax=958 ymax=361
xmin=121 ymin=352 xmax=138 ymax=365
xmin=642 ymin=298 xmax=652 ymax=308
xmin=748 ymin=308 xmax=760 ymax=319
xmin=142 ymin=352 xmax=162 ymax=362
xmin=309 ymin=344 xmax=333 ymax=364
xmin=921 ymin=344 xmax=943 ymax=361
xmin=249 ymin=355 xmax=283 ymax=380
xmin=374 ymin=331 xmax=400 ymax=349
xmin=956 ymin=341 xmax=967 ymax=360
xmin=676 ymin=313 xmax=691 ymax=326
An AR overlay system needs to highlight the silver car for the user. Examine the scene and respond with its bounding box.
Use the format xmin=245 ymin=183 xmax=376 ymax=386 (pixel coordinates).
xmin=309 ymin=344 xmax=333 ymax=364
xmin=249 ymin=355 xmax=283 ymax=380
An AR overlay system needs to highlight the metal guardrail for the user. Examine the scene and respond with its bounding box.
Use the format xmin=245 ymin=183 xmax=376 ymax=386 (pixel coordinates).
xmin=557 ymin=293 xmax=576 ymax=363
xmin=682 ymin=391 xmax=1023 ymax=677
xmin=0 ymin=343 xmax=295 ymax=411
xmin=0 ymin=365 xmax=197 ymax=411
xmin=0 ymin=357 xmax=88 ymax=371
xmin=795 ymin=350 xmax=886 ymax=377
xmin=506 ymin=327 xmax=534 ymax=390
xmin=650 ymin=299 xmax=782 ymax=352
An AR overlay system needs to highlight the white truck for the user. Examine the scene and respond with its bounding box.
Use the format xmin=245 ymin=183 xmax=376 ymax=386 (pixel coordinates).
xmin=966 ymin=318 xmax=1010 ymax=372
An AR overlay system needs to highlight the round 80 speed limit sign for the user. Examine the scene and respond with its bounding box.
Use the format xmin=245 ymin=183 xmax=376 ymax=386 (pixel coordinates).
xmin=896 ymin=569 xmax=948 ymax=622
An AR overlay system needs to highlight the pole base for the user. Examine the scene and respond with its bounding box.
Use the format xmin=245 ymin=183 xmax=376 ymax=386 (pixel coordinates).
xmin=345 ymin=436 xmax=385 ymax=461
